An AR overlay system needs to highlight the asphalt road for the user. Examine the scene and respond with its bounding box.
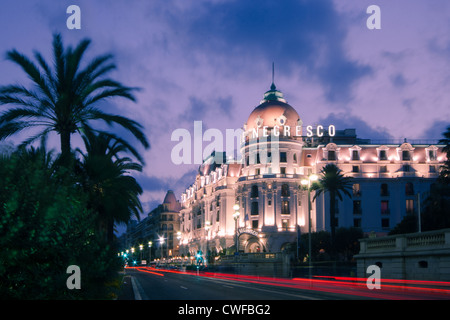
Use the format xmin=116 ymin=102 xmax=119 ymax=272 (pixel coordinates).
xmin=119 ymin=267 xmax=372 ymax=300
xmin=118 ymin=266 xmax=450 ymax=302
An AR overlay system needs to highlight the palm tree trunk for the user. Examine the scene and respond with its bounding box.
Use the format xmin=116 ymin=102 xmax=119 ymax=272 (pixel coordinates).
xmin=60 ymin=131 xmax=71 ymax=165
xmin=330 ymin=190 xmax=336 ymax=256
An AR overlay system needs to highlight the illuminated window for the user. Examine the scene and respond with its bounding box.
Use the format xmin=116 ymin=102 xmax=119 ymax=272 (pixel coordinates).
xmin=406 ymin=199 xmax=414 ymax=214
xmin=352 ymin=183 xmax=361 ymax=196
xmin=281 ymin=200 xmax=290 ymax=215
xmin=352 ymin=150 xmax=360 ymax=161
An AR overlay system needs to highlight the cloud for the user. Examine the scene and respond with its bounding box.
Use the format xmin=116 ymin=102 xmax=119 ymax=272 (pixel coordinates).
xmin=318 ymin=112 xmax=393 ymax=140
xmin=168 ymin=0 xmax=372 ymax=103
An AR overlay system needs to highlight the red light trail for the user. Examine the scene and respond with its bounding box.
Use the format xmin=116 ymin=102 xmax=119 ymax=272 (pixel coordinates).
xmin=128 ymin=266 xmax=450 ymax=300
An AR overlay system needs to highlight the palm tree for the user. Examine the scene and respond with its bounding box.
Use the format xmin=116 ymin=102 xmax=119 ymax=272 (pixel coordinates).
xmin=0 ymin=33 xmax=149 ymax=165
xmin=76 ymin=131 xmax=144 ymax=243
xmin=313 ymin=164 xmax=353 ymax=254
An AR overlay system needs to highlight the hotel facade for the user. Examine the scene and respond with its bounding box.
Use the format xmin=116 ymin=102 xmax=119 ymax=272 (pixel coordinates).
xmin=177 ymin=83 xmax=446 ymax=258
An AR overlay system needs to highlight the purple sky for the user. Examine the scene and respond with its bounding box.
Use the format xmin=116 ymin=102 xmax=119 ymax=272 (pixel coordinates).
xmin=1 ymin=0 xmax=450 ymax=223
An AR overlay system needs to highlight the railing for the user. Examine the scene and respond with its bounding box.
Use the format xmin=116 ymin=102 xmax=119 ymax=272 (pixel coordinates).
xmin=359 ymin=229 xmax=450 ymax=254
xmin=219 ymin=252 xmax=282 ymax=262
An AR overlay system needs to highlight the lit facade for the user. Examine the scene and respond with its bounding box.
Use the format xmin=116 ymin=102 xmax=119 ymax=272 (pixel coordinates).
xmin=178 ymin=84 xmax=446 ymax=257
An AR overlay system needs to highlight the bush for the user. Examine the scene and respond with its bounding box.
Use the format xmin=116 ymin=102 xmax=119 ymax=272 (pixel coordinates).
xmin=0 ymin=149 xmax=122 ymax=299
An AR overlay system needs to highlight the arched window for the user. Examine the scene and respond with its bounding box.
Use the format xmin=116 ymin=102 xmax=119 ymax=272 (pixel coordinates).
xmin=251 ymin=185 xmax=259 ymax=198
xmin=281 ymin=184 xmax=290 ymax=197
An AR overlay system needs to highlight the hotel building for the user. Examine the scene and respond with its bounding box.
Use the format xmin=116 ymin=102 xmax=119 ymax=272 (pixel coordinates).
xmin=178 ymin=83 xmax=447 ymax=258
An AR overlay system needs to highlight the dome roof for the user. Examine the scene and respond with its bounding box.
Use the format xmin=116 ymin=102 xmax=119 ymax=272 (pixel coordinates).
xmin=163 ymin=190 xmax=177 ymax=205
xmin=245 ymin=83 xmax=301 ymax=134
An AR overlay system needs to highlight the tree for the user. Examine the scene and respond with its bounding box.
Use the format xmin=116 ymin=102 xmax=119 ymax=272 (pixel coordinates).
xmin=0 ymin=33 xmax=149 ymax=165
xmin=0 ymin=146 xmax=121 ymax=299
xmin=76 ymin=131 xmax=144 ymax=243
xmin=313 ymin=164 xmax=353 ymax=253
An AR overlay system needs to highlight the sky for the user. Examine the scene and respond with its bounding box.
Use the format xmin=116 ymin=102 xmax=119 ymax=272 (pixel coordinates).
xmin=1 ymin=0 xmax=450 ymax=228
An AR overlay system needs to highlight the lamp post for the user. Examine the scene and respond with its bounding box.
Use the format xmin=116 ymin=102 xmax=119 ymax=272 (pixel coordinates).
xmin=233 ymin=204 xmax=240 ymax=255
xmin=148 ymin=241 xmax=153 ymax=263
xmin=139 ymin=244 xmax=143 ymax=264
xmin=301 ymin=174 xmax=318 ymax=279
xmin=159 ymin=236 xmax=165 ymax=263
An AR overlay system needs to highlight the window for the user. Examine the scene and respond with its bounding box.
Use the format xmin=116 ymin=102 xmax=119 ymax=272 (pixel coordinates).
xmin=380 ymin=165 xmax=387 ymax=173
xmin=328 ymin=150 xmax=336 ymax=161
xmin=381 ymin=218 xmax=390 ymax=229
xmin=293 ymin=153 xmax=297 ymax=163
xmin=352 ymin=183 xmax=361 ymax=197
xmin=251 ymin=202 xmax=259 ymax=215
xmin=282 ymin=219 xmax=289 ymax=231
xmin=251 ymin=185 xmax=259 ymax=198
xmin=429 ymin=165 xmax=436 ymax=173
xmin=255 ymin=168 xmax=260 ymax=175
xmin=280 ymin=152 xmax=287 ymax=163
xmin=353 ymin=200 xmax=362 ymax=214
xmin=281 ymin=184 xmax=290 ymax=197
xmin=281 ymin=200 xmax=290 ymax=215
xmin=405 ymin=182 xmax=414 ymax=196
xmin=406 ymin=199 xmax=414 ymax=214
xmin=428 ymin=150 xmax=436 ymax=161
xmin=402 ymin=150 xmax=410 ymax=161
xmin=280 ymin=167 xmax=286 ymax=174
xmin=352 ymin=166 xmax=359 ymax=173
xmin=252 ymin=220 xmax=259 ymax=229
xmin=352 ymin=150 xmax=360 ymax=161
xmin=381 ymin=200 xmax=390 ymax=214
xmin=379 ymin=150 xmax=387 ymax=160
xmin=402 ymin=164 xmax=411 ymax=172
xmin=380 ymin=183 xmax=389 ymax=196
xmin=353 ymin=218 xmax=361 ymax=228
xmin=268 ymin=199 xmax=272 ymax=206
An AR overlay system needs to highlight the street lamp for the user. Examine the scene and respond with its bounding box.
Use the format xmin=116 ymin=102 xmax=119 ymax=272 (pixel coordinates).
xmin=159 ymin=236 xmax=165 ymax=262
xmin=148 ymin=241 xmax=153 ymax=263
xmin=139 ymin=244 xmax=143 ymax=264
xmin=301 ymin=174 xmax=318 ymax=279
xmin=233 ymin=204 xmax=240 ymax=254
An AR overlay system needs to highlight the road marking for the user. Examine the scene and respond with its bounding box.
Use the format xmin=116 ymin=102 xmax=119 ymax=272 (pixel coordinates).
xmin=180 ymin=286 xmax=188 ymax=290
xmin=131 ymin=276 xmax=149 ymax=300
xmin=223 ymin=285 xmax=234 ymax=289
xmin=130 ymin=276 xmax=142 ymax=300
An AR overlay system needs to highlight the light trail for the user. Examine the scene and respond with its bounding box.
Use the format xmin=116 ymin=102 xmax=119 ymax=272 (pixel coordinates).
xmin=128 ymin=266 xmax=450 ymax=300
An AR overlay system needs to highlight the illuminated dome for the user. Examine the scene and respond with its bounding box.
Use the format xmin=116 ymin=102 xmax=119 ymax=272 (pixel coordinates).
xmin=245 ymin=83 xmax=301 ymax=134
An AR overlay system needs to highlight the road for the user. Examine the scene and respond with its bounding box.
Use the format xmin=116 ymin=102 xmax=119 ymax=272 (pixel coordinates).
xmin=118 ymin=266 xmax=450 ymax=301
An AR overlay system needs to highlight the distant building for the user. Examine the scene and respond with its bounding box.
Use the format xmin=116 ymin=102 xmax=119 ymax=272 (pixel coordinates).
xmin=125 ymin=190 xmax=182 ymax=260
xmin=178 ymin=83 xmax=447 ymax=257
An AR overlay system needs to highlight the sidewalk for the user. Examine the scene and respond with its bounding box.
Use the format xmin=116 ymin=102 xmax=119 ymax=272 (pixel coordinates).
xmin=117 ymin=274 xmax=135 ymax=300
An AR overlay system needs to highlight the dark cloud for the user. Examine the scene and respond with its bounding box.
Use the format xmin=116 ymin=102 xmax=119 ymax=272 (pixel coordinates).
xmin=169 ymin=0 xmax=372 ymax=103
xmin=318 ymin=112 xmax=393 ymax=140
xmin=138 ymin=169 xmax=198 ymax=196
xmin=422 ymin=120 xmax=450 ymax=140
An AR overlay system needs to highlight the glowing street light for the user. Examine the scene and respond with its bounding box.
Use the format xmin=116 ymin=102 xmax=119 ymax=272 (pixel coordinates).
xmin=233 ymin=204 xmax=240 ymax=254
